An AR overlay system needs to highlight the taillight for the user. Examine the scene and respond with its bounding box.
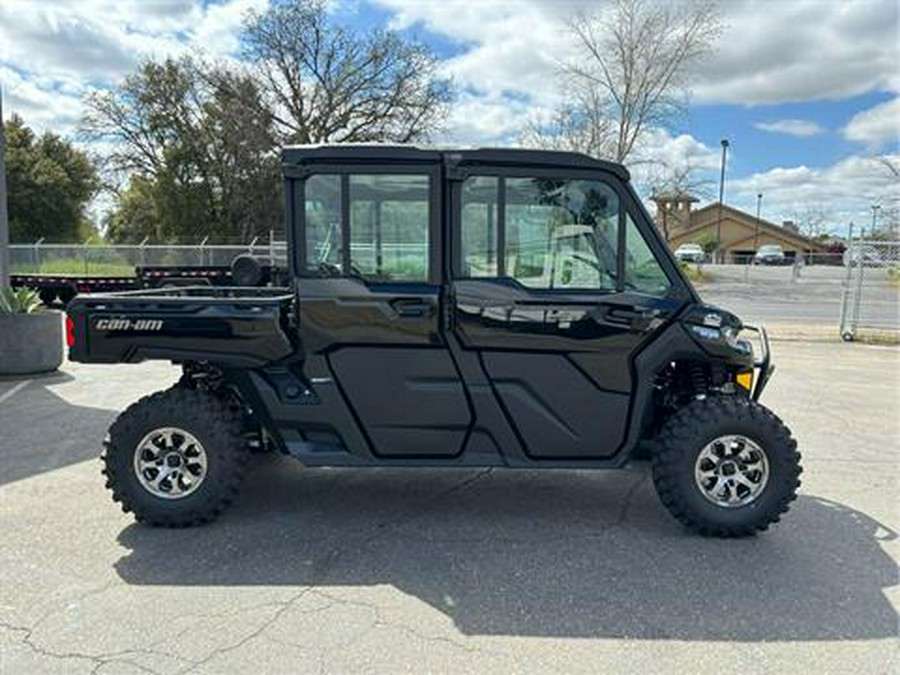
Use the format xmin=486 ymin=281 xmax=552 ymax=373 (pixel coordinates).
xmin=66 ymin=316 xmax=76 ymax=347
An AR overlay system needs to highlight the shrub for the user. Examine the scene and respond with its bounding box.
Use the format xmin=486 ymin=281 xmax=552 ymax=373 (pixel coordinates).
xmin=0 ymin=287 xmax=43 ymax=315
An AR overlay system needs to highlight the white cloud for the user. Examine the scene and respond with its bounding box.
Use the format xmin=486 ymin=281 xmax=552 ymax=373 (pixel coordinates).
xmin=375 ymin=0 xmax=899 ymax=146
xmin=730 ymin=154 xmax=899 ymax=230
xmin=692 ymin=0 xmax=899 ymax=105
xmin=629 ymin=129 xmax=720 ymax=176
xmin=843 ymin=97 xmax=900 ymax=147
xmin=376 ymin=0 xmax=577 ymax=143
xmin=754 ymin=119 xmax=824 ymax=137
xmin=0 ymin=66 xmax=85 ymax=136
xmin=0 ymin=0 xmax=266 ymax=136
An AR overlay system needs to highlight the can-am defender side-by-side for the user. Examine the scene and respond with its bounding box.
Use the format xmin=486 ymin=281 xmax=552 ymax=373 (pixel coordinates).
xmin=67 ymin=146 xmax=801 ymax=536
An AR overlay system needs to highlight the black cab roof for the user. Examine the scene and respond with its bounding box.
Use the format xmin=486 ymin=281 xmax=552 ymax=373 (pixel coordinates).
xmin=281 ymin=144 xmax=630 ymax=181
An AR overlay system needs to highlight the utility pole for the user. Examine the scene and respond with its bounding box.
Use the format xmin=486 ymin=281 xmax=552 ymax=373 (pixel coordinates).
xmin=0 ymin=84 xmax=10 ymax=289
xmin=754 ymin=192 xmax=762 ymax=251
xmin=715 ymin=139 xmax=729 ymax=263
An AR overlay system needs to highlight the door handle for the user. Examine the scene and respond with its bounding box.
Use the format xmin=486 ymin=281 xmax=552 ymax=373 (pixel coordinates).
xmin=606 ymin=306 xmax=661 ymax=329
xmin=391 ymin=299 xmax=433 ymax=318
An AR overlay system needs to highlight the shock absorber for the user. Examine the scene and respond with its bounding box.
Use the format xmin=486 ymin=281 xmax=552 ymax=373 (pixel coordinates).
xmin=689 ymin=362 xmax=707 ymax=398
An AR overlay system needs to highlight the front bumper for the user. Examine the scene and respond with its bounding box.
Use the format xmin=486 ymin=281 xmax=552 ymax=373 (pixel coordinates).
xmin=742 ymin=324 xmax=774 ymax=400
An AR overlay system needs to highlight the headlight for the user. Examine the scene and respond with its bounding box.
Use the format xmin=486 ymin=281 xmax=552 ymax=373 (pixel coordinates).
xmin=689 ymin=324 xmax=752 ymax=356
xmin=689 ymin=325 xmax=721 ymax=341
xmin=722 ymin=326 xmax=752 ymax=355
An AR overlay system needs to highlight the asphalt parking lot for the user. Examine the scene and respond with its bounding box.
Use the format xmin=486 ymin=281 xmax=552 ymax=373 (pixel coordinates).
xmin=698 ymin=264 xmax=899 ymax=329
xmin=1 ymin=340 xmax=898 ymax=674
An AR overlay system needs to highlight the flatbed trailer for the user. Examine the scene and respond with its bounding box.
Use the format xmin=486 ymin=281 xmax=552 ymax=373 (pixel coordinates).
xmin=11 ymin=261 xmax=275 ymax=304
xmin=10 ymin=273 xmax=138 ymax=304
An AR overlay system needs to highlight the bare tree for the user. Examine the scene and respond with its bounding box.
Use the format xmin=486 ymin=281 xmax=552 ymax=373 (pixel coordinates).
xmin=533 ymin=0 xmax=719 ymax=163
xmin=645 ymin=159 xmax=713 ymax=239
xmin=241 ymin=0 xmax=452 ymax=144
xmin=876 ymin=155 xmax=899 ymax=180
xmin=646 ymin=159 xmax=715 ymax=197
xmin=787 ymin=204 xmax=829 ymax=241
xmin=520 ymin=95 xmax=616 ymax=158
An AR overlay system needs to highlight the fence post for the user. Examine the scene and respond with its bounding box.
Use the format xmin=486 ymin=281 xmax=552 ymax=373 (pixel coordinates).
xmin=82 ymin=242 xmax=90 ymax=275
xmin=199 ymin=236 xmax=209 ymax=266
xmin=839 ymin=223 xmax=854 ymax=338
xmin=850 ymin=236 xmax=865 ymax=335
xmin=138 ymin=237 xmax=148 ymax=267
xmin=249 ymin=236 xmax=258 ymax=256
xmin=33 ymin=237 xmax=44 ymax=271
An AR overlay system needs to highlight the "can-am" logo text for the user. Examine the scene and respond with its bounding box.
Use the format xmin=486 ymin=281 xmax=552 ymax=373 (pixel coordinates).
xmin=95 ymin=318 xmax=164 ymax=331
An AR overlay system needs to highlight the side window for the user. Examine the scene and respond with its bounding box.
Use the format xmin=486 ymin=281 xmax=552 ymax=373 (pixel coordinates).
xmin=505 ymin=178 xmax=618 ymax=290
xmin=304 ymin=173 xmax=431 ymax=281
xmin=624 ymin=213 xmax=671 ymax=296
xmin=350 ymin=174 xmax=430 ymax=282
xmin=460 ymin=177 xmax=499 ymax=277
xmin=305 ymin=175 xmax=342 ymax=273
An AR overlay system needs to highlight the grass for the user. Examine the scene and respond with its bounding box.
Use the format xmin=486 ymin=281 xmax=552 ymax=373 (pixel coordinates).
xmin=888 ymin=266 xmax=900 ymax=286
xmin=680 ymin=261 xmax=710 ymax=283
xmin=11 ymin=259 xmax=135 ymax=277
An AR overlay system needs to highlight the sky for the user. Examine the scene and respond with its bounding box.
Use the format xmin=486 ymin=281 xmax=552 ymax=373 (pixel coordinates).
xmin=1 ymin=0 xmax=898 ymax=236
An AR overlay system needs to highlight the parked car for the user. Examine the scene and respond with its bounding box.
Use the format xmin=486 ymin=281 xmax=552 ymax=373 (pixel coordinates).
xmin=674 ymin=243 xmax=705 ymax=263
xmin=754 ymin=244 xmax=786 ymax=265
xmin=66 ymin=145 xmax=802 ymax=538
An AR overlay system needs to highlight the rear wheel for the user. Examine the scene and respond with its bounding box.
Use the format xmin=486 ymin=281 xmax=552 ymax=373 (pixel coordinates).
xmin=102 ymin=388 xmax=249 ymax=526
xmin=652 ymin=397 xmax=801 ymax=537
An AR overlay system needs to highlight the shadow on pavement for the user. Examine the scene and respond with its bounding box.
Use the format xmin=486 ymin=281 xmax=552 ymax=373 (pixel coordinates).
xmin=114 ymin=455 xmax=898 ymax=642
xmin=0 ymin=371 xmax=113 ymax=486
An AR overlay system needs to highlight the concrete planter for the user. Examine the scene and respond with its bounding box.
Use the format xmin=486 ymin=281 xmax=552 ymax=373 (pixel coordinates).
xmin=0 ymin=310 xmax=64 ymax=375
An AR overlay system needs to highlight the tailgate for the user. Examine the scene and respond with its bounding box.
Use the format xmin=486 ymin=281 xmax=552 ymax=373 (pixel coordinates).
xmin=66 ymin=287 xmax=295 ymax=367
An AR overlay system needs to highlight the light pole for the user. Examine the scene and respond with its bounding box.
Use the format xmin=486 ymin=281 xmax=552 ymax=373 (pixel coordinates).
xmin=716 ymin=139 xmax=729 ymax=263
xmin=754 ymin=192 xmax=762 ymax=252
xmin=0 ymin=84 xmax=10 ymax=289
xmin=870 ymin=204 xmax=881 ymax=238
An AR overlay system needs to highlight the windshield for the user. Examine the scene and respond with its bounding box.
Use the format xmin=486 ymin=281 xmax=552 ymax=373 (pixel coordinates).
xmin=758 ymin=245 xmax=783 ymax=253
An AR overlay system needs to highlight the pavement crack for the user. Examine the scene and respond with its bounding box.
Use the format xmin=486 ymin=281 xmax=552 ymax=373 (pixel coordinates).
xmin=374 ymin=468 xmax=494 ymax=533
xmin=177 ymin=586 xmax=317 ymax=674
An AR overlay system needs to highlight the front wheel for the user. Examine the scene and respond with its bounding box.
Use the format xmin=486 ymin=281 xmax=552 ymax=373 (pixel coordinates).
xmin=102 ymin=388 xmax=249 ymax=526
xmin=652 ymin=397 xmax=802 ymax=537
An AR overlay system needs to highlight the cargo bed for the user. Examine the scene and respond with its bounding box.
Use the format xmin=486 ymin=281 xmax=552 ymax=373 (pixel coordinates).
xmin=66 ymin=286 xmax=295 ymax=367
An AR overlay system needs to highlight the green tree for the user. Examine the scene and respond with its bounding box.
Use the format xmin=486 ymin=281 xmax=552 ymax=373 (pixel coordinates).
xmin=84 ymin=58 xmax=281 ymax=243
xmin=84 ymin=0 xmax=451 ymax=244
xmin=6 ymin=115 xmax=99 ymax=242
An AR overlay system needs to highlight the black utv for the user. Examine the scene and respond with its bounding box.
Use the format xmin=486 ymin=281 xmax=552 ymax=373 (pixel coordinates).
xmin=67 ymin=146 xmax=801 ymax=537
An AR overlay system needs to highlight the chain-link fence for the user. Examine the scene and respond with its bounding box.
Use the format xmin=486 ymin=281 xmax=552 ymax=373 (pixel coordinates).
xmin=839 ymin=239 xmax=900 ymax=341
xmin=10 ymin=238 xmax=288 ymax=276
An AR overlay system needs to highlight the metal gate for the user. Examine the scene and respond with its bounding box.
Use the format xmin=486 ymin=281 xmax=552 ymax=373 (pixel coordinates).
xmin=839 ymin=238 xmax=900 ymax=341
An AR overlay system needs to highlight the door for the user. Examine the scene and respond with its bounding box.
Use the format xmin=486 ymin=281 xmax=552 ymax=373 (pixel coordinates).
xmin=451 ymin=172 xmax=684 ymax=459
xmin=296 ymin=168 xmax=470 ymax=458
